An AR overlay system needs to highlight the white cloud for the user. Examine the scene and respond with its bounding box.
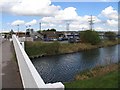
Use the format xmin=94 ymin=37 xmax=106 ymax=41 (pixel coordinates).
xmin=41 ymin=13 xmax=101 ymax=26
xmin=40 ymin=14 xmax=102 ymax=31
xmin=0 ymin=0 xmax=60 ymax=16
xmin=41 ymin=17 xmax=61 ymax=23
xmin=65 ymin=15 xmax=101 ymax=31
xmin=11 ymin=20 xmax=25 ymax=26
xmin=100 ymin=6 xmax=118 ymax=20
xmin=58 ymin=25 xmax=63 ymax=27
xmin=94 ymin=27 xmax=104 ymax=31
xmin=49 ymin=24 xmax=56 ymax=27
xmin=94 ymin=26 xmax=118 ymax=32
xmin=106 ymin=19 xmax=118 ymax=27
xmin=2 ymin=1 xmax=118 ymax=32
xmin=41 ymin=17 xmax=54 ymax=23
xmin=70 ymin=22 xmax=89 ymax=31
xmin=0 ymin=0 xmax=20 ymax=12
xmin=25 ymin=19 xmax=37 ymax=26
xmin=55 ymin=7 xmax=79 ymax=21
xmin=41 ymin=23 xmax=47 ymax=27
xmin=78 ymin=15 xmax=101 ymax=24
xmin=40 ymin=7 xmax=80 ymax=23
xmin=41 ymin=23 xmax=56 ymax=29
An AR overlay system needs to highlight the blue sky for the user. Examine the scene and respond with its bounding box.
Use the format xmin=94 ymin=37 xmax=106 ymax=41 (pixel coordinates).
xmin=0 ymin=0 xmax=118 ymax=32
xmin=53 ymin=2 xmax=118 ymax=15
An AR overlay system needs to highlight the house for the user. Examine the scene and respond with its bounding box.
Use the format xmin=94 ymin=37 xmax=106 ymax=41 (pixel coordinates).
xmin=17 ymin=32 xmax=26 ymax=37
xmin=41 ymin=31 xmax=58 ymax=41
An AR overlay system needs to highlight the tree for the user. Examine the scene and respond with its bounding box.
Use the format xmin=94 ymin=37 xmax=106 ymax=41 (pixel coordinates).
xmin=38 ymin=28 xmax=56 ymax=32
xmin=50 ymin=28 xmax=56 ymax=31
xmin=104 ymin=31 xmax=116 ymax=40
xmin=80 ymin=30 xmax=101 ymax=45
xmin=37 ymin=30 xmax=41 ymax=33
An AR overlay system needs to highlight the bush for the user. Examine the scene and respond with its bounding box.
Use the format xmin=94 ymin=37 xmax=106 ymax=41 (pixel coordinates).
xmin=104 ymin=31 xmax=116 ymax=40
xmin=80 ymin=30 xmax=101 ymax=45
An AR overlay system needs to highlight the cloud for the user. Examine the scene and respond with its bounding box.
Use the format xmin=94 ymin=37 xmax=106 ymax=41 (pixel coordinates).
xmin=0 ymin=0 xmax=20 ymax=12
xmin=64 ymin=15 xmax=101 ymax=30
xmin=41 ymin=7 xmax=79 ymax=23
xmin=0 ymin=0 xmax=60 ymax=16
xmin=11 ymin=20 xmax=25 ymax=26
xmin=70 ymin=24 xmax=89 ymax=31
xmin=40 ymin=14 xmax=101 ymax=31
xmin=49 ymin=24 xmax=56 ymax=27
xmin=106 ymin=19 xmax=118 ymax=27
xmin=2 ymin=1 xmax=118 ymax=32
xmin=94 ymin=27 xmax=104 ymax=31
xmin=78 ymin=15 xmax=101 ymax=24
xmin=55 ymin=7 xmax=79 ymax=21
xmin=41 ymin=11 xmax=101 ymax=26
xmin=25 ymin=19 xmax=37 ymax=26
xmin=100 ymin=6 xmax=118 ymax=20
xmin=94 ymin=26 xmax=117 ymax=32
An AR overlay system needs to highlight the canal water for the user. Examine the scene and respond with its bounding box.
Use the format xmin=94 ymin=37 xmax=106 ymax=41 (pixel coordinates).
xmin=32 ymin=44 xmax=119 ymax=83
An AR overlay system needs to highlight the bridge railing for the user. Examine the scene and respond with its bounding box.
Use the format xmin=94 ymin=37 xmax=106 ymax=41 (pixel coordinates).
xmin=12 ymin=35 xmax=64 ymax=89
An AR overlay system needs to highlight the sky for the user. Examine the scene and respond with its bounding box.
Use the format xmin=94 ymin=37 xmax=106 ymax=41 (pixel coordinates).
xmin=0 ymin=0 xmax=119 ymax=32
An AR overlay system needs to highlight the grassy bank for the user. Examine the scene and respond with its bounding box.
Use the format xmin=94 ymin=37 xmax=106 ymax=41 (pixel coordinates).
xmin=64 ymin=63 xmax=119 ymax=88
xmin=25 ymin=39 xmax=120 ymax=58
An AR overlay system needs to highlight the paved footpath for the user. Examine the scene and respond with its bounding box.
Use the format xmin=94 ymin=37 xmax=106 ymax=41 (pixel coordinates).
xmin=1 ymin=40 xmax=23 ymax=89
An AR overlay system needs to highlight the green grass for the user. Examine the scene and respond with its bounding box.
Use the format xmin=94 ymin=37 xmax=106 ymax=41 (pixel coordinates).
xmin=64 ymin=71 xmax=119 ymax=88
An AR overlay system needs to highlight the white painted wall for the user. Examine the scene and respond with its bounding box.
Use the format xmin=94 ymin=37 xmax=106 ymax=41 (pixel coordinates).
xmin=12 ymin=35 xmax=64 ymax=89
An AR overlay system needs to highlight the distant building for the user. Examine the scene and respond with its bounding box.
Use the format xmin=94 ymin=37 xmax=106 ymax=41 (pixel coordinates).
xmin=97 ymin=31 xmax=105 ymax=40
xmin=26 ymin=28 xmax=34 ymax=37
xmin=17 ymin=32 xmax=25 ymax=37
xmin=41 ymin=31 xmax=58 ymax=41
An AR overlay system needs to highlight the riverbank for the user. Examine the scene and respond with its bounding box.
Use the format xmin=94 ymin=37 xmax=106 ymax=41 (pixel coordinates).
xmin=25 ymin=39 xmax=120 ymax=58
xmin=64 ymin=63 xmax=119 ymax=88
xmin=25 ymin=39 xmax=120 ymax=59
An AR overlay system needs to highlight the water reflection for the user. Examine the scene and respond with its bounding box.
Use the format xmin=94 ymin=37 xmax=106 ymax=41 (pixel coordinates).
xmin=80 ymin=49 xmax=100 ymax=69
xmin=32 ymin=45 xmax=119 ymax=83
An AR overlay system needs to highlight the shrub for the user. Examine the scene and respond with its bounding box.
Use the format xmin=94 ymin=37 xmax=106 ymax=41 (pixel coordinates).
xmin=80 ymin=30 xmax=101 ymax=45
xmin=25 ymin=41 xmax=60 ymax=57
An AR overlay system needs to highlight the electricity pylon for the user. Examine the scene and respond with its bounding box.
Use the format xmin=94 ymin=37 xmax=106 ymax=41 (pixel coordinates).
xmin=88 ymin=15 xmax=95 ymax=30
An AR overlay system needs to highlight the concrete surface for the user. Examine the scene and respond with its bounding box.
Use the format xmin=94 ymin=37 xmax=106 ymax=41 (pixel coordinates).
xmin=2 ymin=40 xmax=23 ymax=88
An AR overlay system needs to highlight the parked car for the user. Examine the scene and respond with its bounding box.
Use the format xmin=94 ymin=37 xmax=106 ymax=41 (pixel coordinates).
xmin=68 ymin=38 xmax=76 ymax=43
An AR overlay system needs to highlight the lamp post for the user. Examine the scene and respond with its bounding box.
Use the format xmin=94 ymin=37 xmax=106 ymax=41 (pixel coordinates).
xmin=39 ymin=22 xmax=41 ymax=32
xmin=17 ymin=24 xmax=19 ymax=37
